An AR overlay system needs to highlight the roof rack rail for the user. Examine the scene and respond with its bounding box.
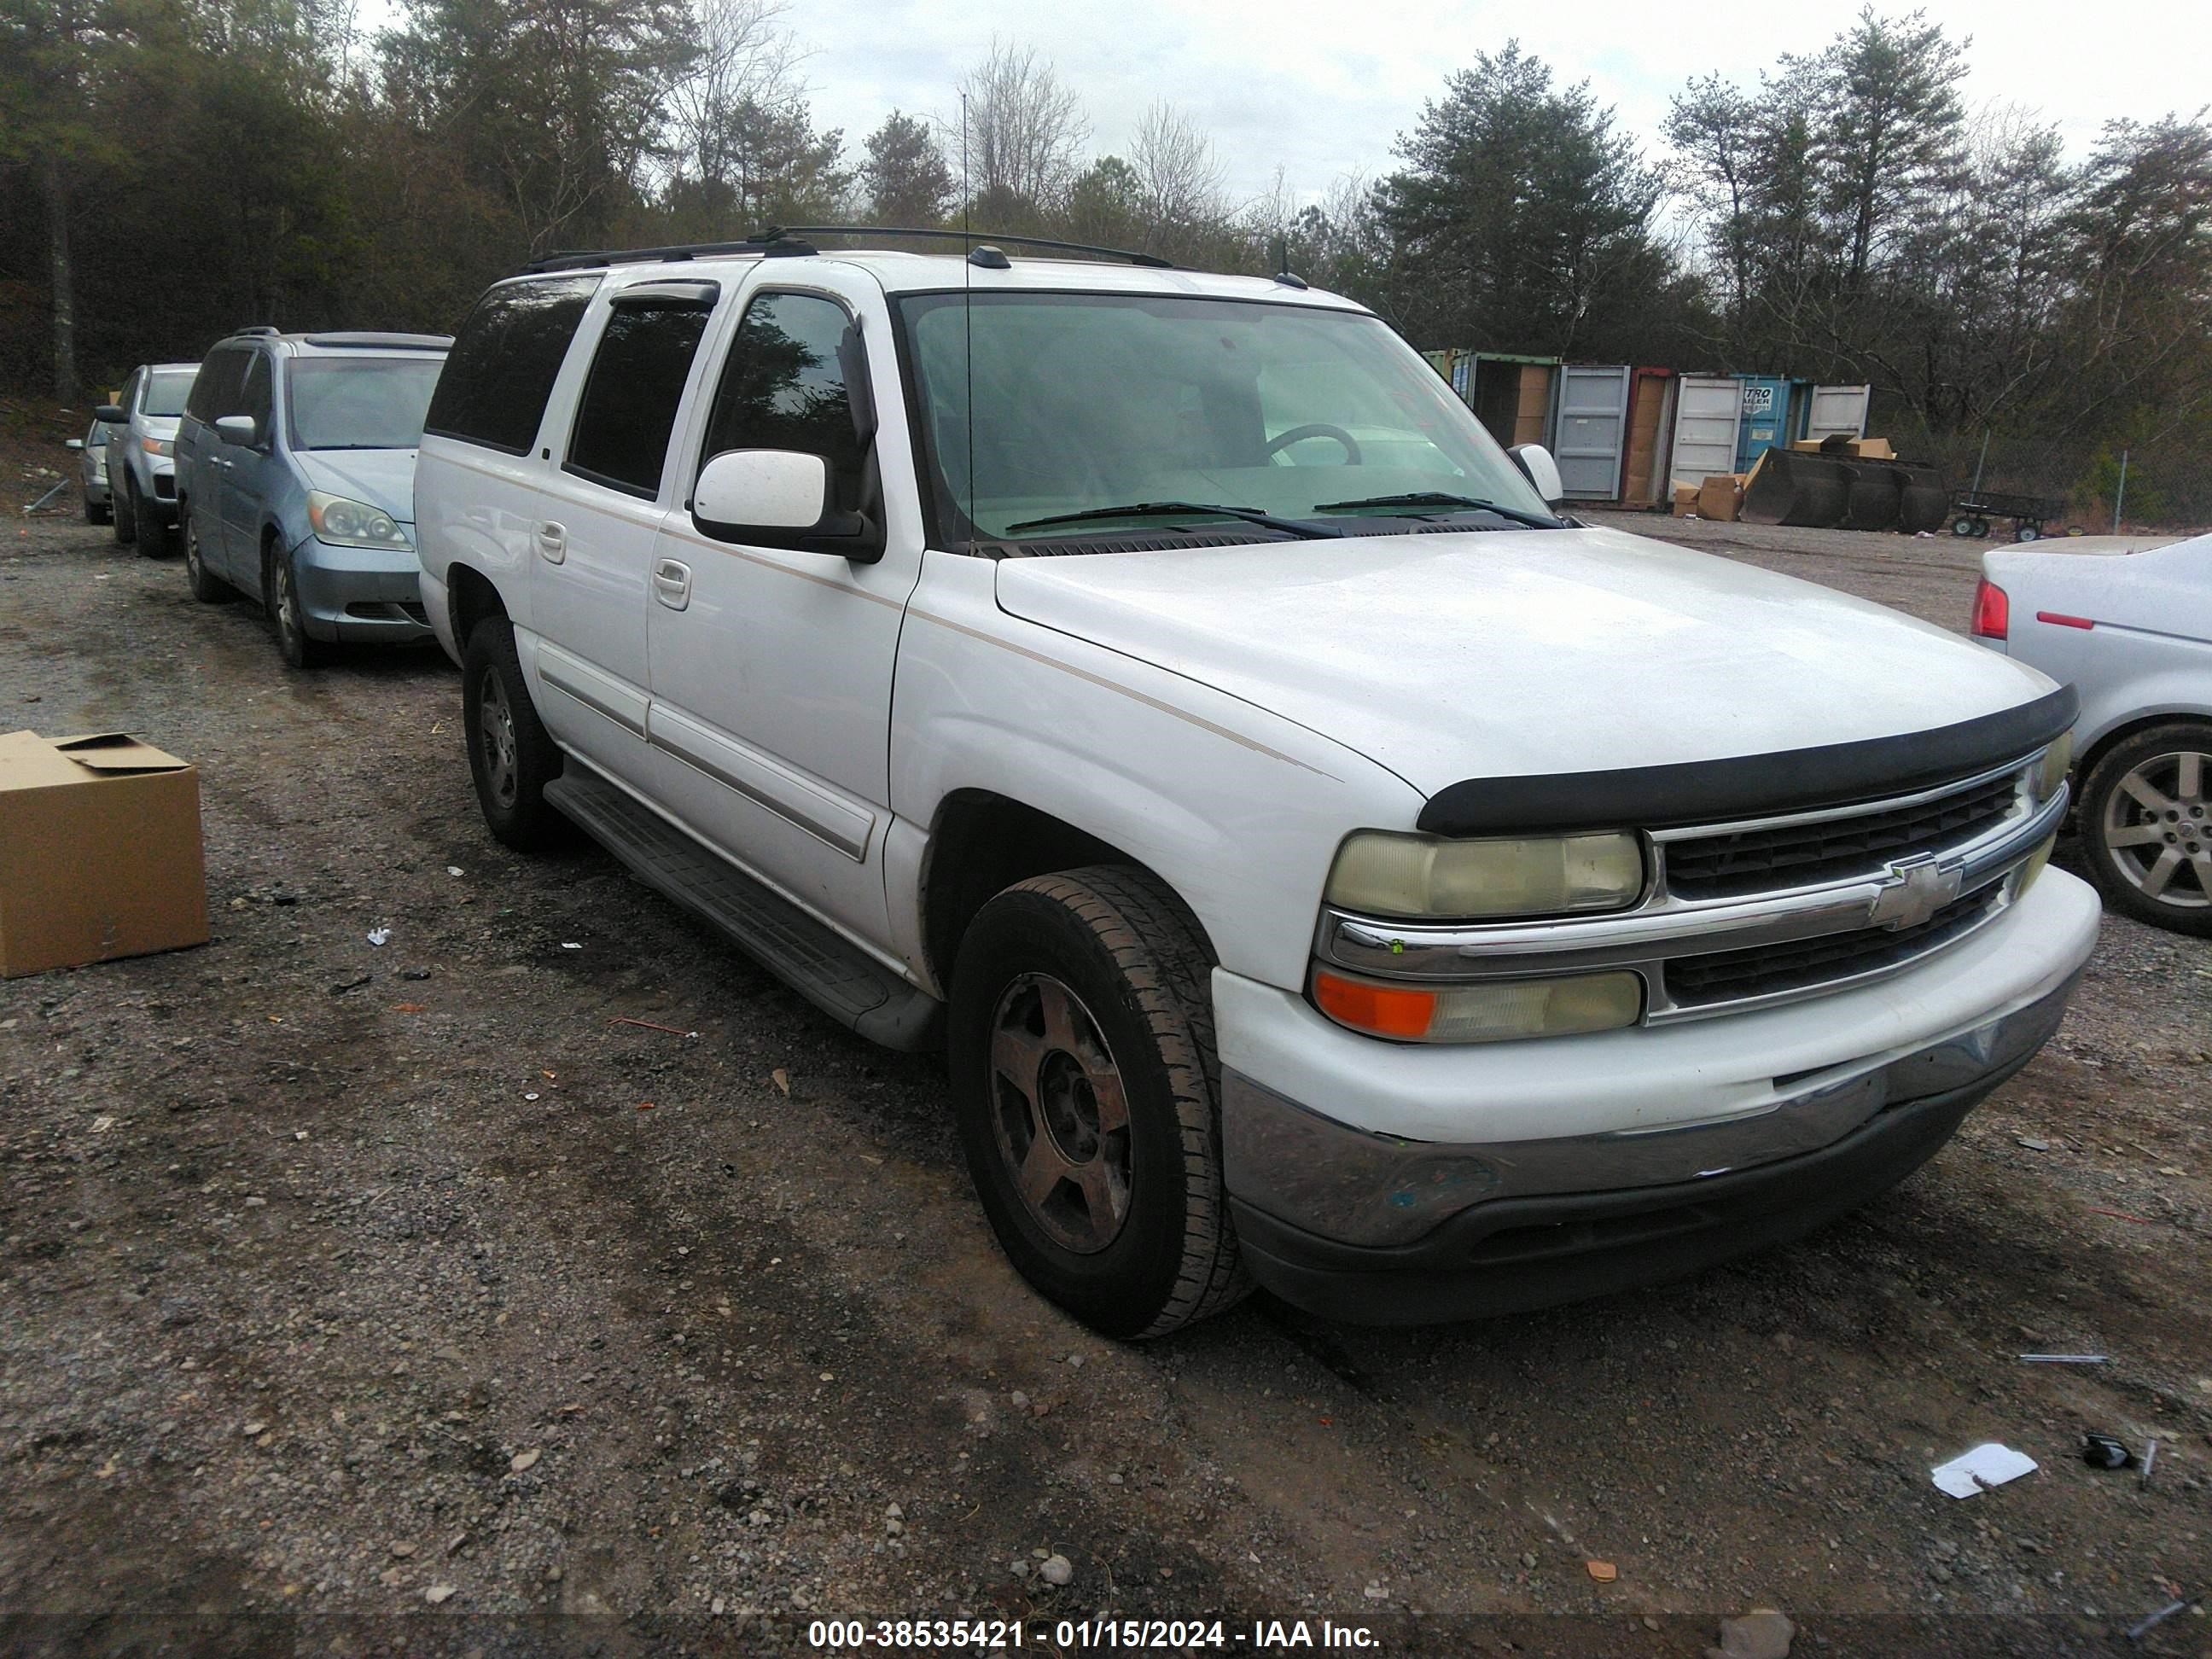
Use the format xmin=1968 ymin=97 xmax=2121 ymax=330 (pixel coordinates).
xmin=765 ymin=225 xmax=1173 ymax=269
xmin=233 ymin=325 xmax=281 ymax=336
xmin=300 ymin=331 xmax=455 ymax=350
xmin=519 ymin=233 xmax=813 ymax=275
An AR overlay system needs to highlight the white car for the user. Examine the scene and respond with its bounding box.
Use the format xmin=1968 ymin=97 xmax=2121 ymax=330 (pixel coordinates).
xmin=66 ymin=419 xmax=111 ymax=523
xmin=415 ymin=234 xmax=2097 ymax=1336
xmin=1973 ymin=534 xmax=2212 ymax=934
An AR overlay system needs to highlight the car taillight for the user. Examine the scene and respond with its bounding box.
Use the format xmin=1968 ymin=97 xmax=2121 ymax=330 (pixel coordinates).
xmin=1970 ymin=577 xmax=2009 ymax=640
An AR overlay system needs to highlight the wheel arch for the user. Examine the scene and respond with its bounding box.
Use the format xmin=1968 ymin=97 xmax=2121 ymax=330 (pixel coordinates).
xmin=445 ymin=562 xmax=509 ymax=651
xmin=2077 ymin=706 xmax=2212 ymax=796
xmin=917 ymin=789 xmax=1217 ymax=993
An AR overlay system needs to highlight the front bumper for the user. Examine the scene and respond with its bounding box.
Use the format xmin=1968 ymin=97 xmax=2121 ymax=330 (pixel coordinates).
xmin=293 ymin=536 xmax=434 ymax=645
xmin=1217 ymin=867 xmax=2099 ymax=1323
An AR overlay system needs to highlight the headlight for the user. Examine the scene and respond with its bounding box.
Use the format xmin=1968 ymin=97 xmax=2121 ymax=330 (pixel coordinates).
xmin=141 ymin=436 xmax=173 ymax=457
xmin=308 ymin=491 xmax=412 ymax=551
xmin=1325 ymin=830 xmax=1645 ymax=919
xmin=2033 ymin=732 xmax=2073 ymax=802
xmin=1313 ymin=967 xmax=1644 ymax=1043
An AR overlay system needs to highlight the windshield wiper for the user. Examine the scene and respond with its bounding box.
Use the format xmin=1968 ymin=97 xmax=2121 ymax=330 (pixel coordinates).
xmin=1313 ymin=492 xmax=1565 ymax=530
xmin=1003 ymin=501 xmax=1342 ymax=539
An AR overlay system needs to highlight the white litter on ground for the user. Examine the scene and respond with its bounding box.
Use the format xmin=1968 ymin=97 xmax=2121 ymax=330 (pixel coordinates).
xmin=1931 ymin=1442 xmax=2037 ymax=1498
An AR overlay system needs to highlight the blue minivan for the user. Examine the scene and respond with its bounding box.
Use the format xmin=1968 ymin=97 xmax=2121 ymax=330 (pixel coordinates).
xmin=172 ymin=329 xmax=451 ymax=667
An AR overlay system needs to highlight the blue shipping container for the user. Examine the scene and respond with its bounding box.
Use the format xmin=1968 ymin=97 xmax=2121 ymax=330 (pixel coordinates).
xmin=1734 ymin=375 xmax=1790 ymax=472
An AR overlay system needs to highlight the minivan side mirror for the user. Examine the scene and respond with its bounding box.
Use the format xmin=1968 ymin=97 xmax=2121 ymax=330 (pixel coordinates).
xmin=95 ymin=405 xmax=127 ymax=423
xmin=1507 ymin=444 xmax=1564 ymax=505
xmin=693 ymin=449 xmax=831 ymax=537
xmin=214 ymin=415 xmax=260 ymax=448
xmin=65 ymin=438 xmax=84 ymax=451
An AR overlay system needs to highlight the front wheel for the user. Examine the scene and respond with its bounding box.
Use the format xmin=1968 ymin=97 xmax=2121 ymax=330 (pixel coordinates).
xmin=268 ymin=546 xmax=329 ymax=668
xmin=462 ymin=616 xmax=570 ymax=852
xmin=113 ymin=474 xmax=137 ymax=545
xmin=182 ymin=509 xmax=232 ymax=603
xmin=2080 ymin=723 xmax=2212 ymax=936
xmin=137 ymin=489 xmax=174 ymax=557
xmin=948 ymin=866 xmax=1249 ymax=1339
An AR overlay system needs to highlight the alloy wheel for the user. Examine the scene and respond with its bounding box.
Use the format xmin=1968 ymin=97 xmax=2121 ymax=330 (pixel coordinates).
xmin=987 ymin=973 xmax=1133 ymax=1254
xmin=477 ymin=667 xmax=520 ymax=809
xmin=2101 ymin=748 xmax=2212 ymax=911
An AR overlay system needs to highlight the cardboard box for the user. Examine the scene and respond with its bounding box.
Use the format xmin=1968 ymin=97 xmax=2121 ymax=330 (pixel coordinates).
xmin=1671 ymin=481 xmax=1699 ymax=517
xmin=1697 ymin=474 xmax=1743 ymax=522
xmin=1790 ymin=435 xmax=1895 ymax=459
xmin=0 ymin=731 xmax=209 ymax=978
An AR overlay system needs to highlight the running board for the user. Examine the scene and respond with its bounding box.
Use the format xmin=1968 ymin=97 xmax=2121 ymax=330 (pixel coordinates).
xmin=544 ymin=766 xmax=943 ymax=1051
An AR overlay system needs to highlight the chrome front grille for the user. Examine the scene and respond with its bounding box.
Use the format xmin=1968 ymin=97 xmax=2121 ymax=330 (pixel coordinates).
xmin=1318 ymin=750 xmax=2066 ymax=1024
xmin=1662 ymin=774 xmax=2018 ymax=900
xmin=1662 ymin=882 xmax=2004 ymax=1009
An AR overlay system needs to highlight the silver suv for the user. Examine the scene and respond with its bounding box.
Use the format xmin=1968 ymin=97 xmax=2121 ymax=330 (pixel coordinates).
xmin=172 ymin=329 xmax=450 ymax=667
xmin=96 ymin=362 xmax=197 ymax=556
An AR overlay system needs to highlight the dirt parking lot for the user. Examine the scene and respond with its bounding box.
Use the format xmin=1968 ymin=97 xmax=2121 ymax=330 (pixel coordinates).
xmin=3 ymin=505 xmax=2209 ymax=1657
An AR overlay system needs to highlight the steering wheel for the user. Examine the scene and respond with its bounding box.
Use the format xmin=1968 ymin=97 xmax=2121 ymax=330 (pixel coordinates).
xmin=1265 ymin=423 xmax=1362 ymax=464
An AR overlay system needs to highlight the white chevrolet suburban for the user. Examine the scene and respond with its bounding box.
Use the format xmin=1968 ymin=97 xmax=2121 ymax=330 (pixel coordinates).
xmin=415 ymin=232 xmax=2099 ymax=1338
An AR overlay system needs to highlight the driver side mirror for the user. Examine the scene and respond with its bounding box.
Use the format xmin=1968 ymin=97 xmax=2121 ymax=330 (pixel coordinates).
xmin=66 ymin=438 xmax=84 ymax=451
xmin=214 ymin=415 xmax=261 ymax=449
xmin=1508 ymin=444 xmax=1564 ymax=505
xmin=95 ymin=405 xmax=127 ymax=423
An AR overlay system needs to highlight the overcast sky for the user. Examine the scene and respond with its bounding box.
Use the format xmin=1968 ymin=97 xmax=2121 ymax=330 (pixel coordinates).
xmin=783 ymin=0 xmax=2212 ymax=207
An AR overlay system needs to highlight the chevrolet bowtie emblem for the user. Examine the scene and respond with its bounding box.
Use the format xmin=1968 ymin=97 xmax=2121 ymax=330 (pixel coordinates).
xmin=1867 ymin=853 xmax=1963 ymax=931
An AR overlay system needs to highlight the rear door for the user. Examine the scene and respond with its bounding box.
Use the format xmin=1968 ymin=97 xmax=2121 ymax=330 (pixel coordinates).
xmin=529 ymin=277 xmax=720 ymax=790
xmin=1668 ymin=375 xmax=1741 ymax=491
xmin=175 ymin=348 xmax=247 ymax=555
xmin=640 ymin=267 xmax=917 ymax=943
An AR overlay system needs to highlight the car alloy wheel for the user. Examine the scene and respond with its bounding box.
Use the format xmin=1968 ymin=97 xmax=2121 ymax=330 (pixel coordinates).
xmin=987 ymin=972 xmax=1132 ymax=1254
xmin=2100 ymin=748 xmax=2212 ymax=911
xmin=476 ymin=665 xmax=521 ymax=810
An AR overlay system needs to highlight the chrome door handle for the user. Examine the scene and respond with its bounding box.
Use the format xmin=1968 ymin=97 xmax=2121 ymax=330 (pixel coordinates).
xmin=652 ymin=559 xmax=691 ymax=610
xmin=536 ymin=521 xmax=567 ymax=563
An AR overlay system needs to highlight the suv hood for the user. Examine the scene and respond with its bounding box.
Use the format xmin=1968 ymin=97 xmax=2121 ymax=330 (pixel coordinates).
xmin=295 ymin=449 xmax=420 ymax=524
xmin=992 ymin=526 xmax=2056 ymax=795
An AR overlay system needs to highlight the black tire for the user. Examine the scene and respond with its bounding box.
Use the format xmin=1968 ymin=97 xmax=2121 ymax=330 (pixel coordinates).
xmin=2079 ymin=722 xmax=2212 ymax=937
xmin=462 ymin=616 xmax=570 ymax=852
xmin=182 ymin=508 xmax=232 ymax=603
xmin=948 ymin=865 xmax=1249 ymax=1339
xmin=267 ymin=544 xmax=329 ymax=668
xmin=83 ymin=491 xmax=109 ymax=526
xmin=2016 ymin=523 xmax=2040 ymax=543
xmin=113 ymin=473 xmax=137 ymax=545
xmin=137 ymin=489 xmax=174 ymax=557
xmin=1971 ymin=518 xmax=1991 ymax=538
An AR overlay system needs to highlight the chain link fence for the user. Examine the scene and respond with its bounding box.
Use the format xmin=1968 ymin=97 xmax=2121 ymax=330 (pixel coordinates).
xmin=1883 ymin=416 xmax=2212 ymax=537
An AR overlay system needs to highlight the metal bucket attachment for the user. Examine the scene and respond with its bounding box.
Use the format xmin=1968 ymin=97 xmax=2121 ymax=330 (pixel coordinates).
xmin=1839 ymin=461 xmax=1905 ymax=531
xmin=1739 ymin=449 xmax=1849 ymax=527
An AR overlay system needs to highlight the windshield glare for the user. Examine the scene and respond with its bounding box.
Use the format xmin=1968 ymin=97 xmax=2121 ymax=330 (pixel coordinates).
xmin=143 ymin=371 xmax=195 ymax=418
xmin=895 ymin=291 xmax=1551 ymax=545
xmin=286 ymin=356 xmax=445 ymax=451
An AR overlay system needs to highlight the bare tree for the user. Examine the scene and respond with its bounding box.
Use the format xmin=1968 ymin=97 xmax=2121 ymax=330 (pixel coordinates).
xmin=952 ymin=39 xmax=1087 ymax=213
xmin=1130 ymin=102 xmax=1224 ymax=236
xmin=664 ymin=0 xmax=803 ymax=199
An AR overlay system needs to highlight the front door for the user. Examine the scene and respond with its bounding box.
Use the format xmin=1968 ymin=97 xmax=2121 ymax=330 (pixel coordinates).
xmin=215 ymin=352 xmax=279 ymax=586
xmin=641 ymin=271 xmax=920 ymax=946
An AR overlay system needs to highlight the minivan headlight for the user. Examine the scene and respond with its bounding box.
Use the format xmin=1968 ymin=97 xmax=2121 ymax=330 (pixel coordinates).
xmin=308 ymin=491 xmax=411 ymax=550
xmin=1325 ymin=830 xmax=1645 ymax=919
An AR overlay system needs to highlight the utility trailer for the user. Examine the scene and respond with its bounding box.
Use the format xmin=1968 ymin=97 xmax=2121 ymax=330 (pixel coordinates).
xmin=1950 ymin=488 xmax=2066 ymax=542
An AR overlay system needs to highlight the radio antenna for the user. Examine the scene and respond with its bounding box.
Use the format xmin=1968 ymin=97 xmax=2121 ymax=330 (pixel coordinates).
xmin=961 ymin=90 xmax=975 ymax=538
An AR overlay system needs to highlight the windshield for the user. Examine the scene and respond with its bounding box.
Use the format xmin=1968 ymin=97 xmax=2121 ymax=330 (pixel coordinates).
xmin=894 ymin=290 xmax=1552 ymax=546
xmin=285 ymin=356 xmax=445 ymax=451
xmin=143 ymin=370 xmax=195 ymax=418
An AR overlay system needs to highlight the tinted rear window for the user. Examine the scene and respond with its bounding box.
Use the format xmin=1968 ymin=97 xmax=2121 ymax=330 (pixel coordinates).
xmin=425 ymin=274 xmax=600 ymax=455
xmin=565 ymin=305 xmax=711 ymax=497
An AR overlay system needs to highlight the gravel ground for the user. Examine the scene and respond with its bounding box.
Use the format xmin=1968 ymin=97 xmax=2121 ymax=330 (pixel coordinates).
xmin=3 ymin=501 xmax=2209 ymax=1657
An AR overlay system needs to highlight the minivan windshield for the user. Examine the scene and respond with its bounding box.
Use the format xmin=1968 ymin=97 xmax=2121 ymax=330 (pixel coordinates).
xmin=143 ymin=370 xmax=195 ymax=418
xmin=286 ymin=356 xmax=446 ymax=451
xmin=894 ymin=290 xmax=1554 ymax=546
